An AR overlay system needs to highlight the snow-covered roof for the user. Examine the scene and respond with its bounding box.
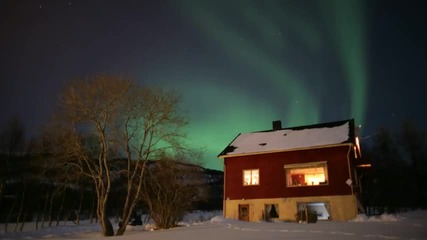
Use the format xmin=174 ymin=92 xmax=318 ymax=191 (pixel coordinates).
xmin=218 ymin=119 xmax=355 ymax=158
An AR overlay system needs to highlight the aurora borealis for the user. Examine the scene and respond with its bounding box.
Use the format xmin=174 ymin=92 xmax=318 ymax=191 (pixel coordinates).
xmin=1 ymin=0 xmax=426 ymax=170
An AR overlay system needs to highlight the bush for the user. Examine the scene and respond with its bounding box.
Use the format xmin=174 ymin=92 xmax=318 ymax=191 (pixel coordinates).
xmin=261 ymin=211 xmax=271 ymax=222
xmin=141 ymin=159 xmax=200 ymax=229
xmin=295 ymin=209 xmax=318 ymax=223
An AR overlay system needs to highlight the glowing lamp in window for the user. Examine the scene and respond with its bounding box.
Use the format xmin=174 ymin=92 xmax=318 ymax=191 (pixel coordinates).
xmin=243 ymin=169 xmax=259 ymax=186
xmin=284 ymin=162 xmax=328 ymax=187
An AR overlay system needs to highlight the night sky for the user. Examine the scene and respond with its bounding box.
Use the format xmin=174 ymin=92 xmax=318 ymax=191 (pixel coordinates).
xmin=1 ymin=0 xmax=426 ymax=170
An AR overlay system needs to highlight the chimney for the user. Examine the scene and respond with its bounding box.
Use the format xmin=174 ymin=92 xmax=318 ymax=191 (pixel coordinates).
xmin=272 ymin=120 xmax=282 ymax=130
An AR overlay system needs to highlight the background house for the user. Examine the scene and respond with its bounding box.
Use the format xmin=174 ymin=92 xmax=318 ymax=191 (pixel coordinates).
xmin=217 ymin=119 xmax=365 ymax=222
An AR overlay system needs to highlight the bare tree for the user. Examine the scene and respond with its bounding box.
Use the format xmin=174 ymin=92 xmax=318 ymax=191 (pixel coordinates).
xmin=48 ymin=75 xmax=188 ymax=236
xmin=0 ymin=115 xmax=27 ymax=231
xmin=0 ymin=114 xmax=26 ymax=199
xmin=364 ymin=122 xmax=427 ymax=212
xmin=0 ymin=114 xmax=25 ymax=156
xmin=399 ymin=120 xmax=427 ymax=208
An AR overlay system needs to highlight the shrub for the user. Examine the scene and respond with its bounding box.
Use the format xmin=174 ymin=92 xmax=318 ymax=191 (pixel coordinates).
xmin=295 ymin=209 xmax=318 ymax=223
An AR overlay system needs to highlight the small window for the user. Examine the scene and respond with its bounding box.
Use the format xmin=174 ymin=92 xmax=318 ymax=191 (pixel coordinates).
xmin=265 ymin=204 xmax=279 ymax=219
xmin=284 ymin=162 xmax=328 ymax=187
xmin=243 ymin=169 xmax=259 ymax=186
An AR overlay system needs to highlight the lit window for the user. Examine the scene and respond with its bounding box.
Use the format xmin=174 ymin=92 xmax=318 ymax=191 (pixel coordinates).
xmin=243 ymin=169 xmax=259 ymax=186
xmin=284 ymin=162 xmax=328 ymax=187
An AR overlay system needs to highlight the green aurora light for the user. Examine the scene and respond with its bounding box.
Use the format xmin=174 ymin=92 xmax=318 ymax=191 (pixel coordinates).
xmin=160 ymin=0 xmax=369 ymax=170
xmin=325 ymin=0 xmax=367 ymax=126
xmin=178 ymin=0 xmax=321 ymax=127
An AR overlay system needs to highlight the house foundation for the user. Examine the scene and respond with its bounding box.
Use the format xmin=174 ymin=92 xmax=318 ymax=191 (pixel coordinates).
xmin=224 ymin=194 xmax=357 ymax=222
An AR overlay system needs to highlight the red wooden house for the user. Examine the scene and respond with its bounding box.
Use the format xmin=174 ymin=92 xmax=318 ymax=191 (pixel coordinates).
xmin=217 ymin=119 xmax=365 ymax=221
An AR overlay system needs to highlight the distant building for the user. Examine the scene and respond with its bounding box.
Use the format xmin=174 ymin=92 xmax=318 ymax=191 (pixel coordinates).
xmin=218 ymin=119 xmax=367 ymax=222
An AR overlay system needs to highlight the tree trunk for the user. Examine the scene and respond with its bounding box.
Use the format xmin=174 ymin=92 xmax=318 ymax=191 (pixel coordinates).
xmin=56 ymin=193 xmax=66 ymax=226
xmin=19 ymin=212 xmax=27 ymax=232
xmin=14 ymin=186 xmax=26 ymax=232
xmin=89 ymin=194 xmax=96 ymax=223
xmin=0 ymin=182 xmax=3 ymax=215
xmin=115 ymin=210 xmax=130 ymax=236
xmin=35 ymin=195 xmax=43 ymax=230
xmin=98 ymin=199 xmax=114 ymax=236
xmin=75 ymin=187 xmax=84 ymax=225
xmin=35 ymin=212 xmax=40 ymax=230
xmin=101 ymin=214 xmax=114 ymax=237
xmin=4 ymin=192 xmax=18 ymax=232
xmin=48 ymin=191 xmax=56 ymax=227
xmin=115 ymin=196 xmax=134 ymax=236
xmin=41 ymin=191 xmax=49 ymax=228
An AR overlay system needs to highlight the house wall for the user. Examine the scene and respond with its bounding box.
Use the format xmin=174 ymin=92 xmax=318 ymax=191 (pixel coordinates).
xmin=223 ymin=145 xmax=355 ymax=200
xmin=224 ymin=195 xmax=357 ymax=221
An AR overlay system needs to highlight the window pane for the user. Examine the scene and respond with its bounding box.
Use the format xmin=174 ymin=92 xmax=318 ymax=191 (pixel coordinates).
xmin=285 ymin=162 xmax=328 ymax=187
xmin=243 ymin=170 xmax=251 ymax=185
xmin=251 ymin=170 xmax=259 ymax=185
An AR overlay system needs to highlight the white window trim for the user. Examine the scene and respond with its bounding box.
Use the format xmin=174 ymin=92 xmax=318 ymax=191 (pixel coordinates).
xmin=283 ymin=161 xmax=327 ymax=169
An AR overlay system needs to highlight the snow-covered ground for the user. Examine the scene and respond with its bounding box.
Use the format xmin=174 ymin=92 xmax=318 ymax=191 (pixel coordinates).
xmin=1 ymin=210 xmax=427 ymax=240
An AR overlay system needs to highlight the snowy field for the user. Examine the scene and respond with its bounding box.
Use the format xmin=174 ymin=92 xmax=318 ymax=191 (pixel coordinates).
xmin=1 ymin=210 xmax=427 ymax=240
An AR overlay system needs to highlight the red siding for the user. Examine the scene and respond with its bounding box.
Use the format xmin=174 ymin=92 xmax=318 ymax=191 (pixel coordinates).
xmin=224 ymin=145 xmax=354 ymax=200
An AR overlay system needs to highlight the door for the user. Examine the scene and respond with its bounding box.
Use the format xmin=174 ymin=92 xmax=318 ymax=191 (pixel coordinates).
xmin=238 ymin=204 xmax=249 ymax=221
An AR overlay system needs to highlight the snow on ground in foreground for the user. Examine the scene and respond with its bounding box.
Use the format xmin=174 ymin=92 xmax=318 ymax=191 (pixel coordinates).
xmin=1 ymin=210 xmax=427 ymax=240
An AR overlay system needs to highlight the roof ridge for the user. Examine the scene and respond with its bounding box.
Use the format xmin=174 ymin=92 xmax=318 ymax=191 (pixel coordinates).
xmin=257 ymin=118 xmax=354 ymax=133
xmin=218 ymin=119 xmax=355 ymax=158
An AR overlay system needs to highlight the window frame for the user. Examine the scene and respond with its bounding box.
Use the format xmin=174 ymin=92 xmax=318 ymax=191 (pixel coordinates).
xmin=242 ymin=169 xmax=260 ymax=186
xmin=284 ymin=161 xmax=328 ymax=187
